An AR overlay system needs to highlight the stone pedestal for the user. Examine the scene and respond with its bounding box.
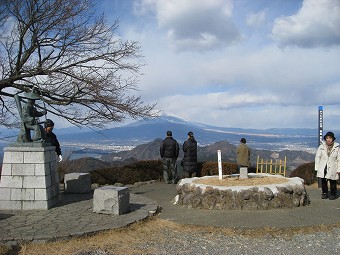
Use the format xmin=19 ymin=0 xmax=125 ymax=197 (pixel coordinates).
xmin=0 ymin=145 xmax=60 ymax=210
xmin=175 ymin=174 xmax=310 ymax=210
xmin=93 ymin=186 xmax=130 ymax=215
xmin=64 ymin=173 xmax=91 ymax=193
xmin=239 ymin=167 xmax=248 ymax=179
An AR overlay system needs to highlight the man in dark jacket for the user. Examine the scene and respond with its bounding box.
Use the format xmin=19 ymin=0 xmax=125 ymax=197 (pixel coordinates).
xmin=160 ymin=130 xmax=179 ymax=184
xmin=182 ymin=131 xmax=198 ymax=178
xmin=44 ymin=119 xmax=62 ymax=162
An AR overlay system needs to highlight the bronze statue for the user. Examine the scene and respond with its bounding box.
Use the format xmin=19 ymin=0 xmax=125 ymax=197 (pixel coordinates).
xmin=14 ymin=91 xmax=47 ymax=143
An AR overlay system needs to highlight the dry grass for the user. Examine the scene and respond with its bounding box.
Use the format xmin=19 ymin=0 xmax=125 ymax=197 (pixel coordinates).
xmin=193 ymin=176 xmax=288 ymax=187
xmin=1 ymin=217 xmax=339 ymax=255
xmin=1 ymin=218 xmax=168 ymax=255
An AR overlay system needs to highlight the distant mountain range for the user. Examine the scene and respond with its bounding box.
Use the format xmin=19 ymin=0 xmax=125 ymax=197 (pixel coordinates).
xmin=55 ymin=115 xmax=326 ymax=152
xmin=0 ymin=115 xmax=336 ymax=166
xmin=0 ymin=115 xmax=329 ymax=148
xmin=100 ymin=138 xmax=315 ymax=171
xmin=58 ymin=137 xmax=315 ymax=175
xmin=51 ymin=116 xmax=328 ymax=153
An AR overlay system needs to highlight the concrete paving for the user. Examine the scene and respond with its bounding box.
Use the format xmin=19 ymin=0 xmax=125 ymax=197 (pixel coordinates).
xmin=0 ymin=188 xmax=158 ymax=247
xmin=0 ymin=181 xmax=339 ymax=247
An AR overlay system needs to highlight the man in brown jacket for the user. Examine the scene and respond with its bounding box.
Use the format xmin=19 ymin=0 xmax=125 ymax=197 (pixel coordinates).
xmin=237 ymin=138 xmax=251 ymax=171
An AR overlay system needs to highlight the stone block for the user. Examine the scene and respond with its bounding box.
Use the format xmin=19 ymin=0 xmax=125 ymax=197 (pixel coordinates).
xmin=0 ymin=176 xmax=23 ymax=188
xmin=24 ymin=151 xmax=45 ymax=163
xmin=50 ymin=161 xmax=57 ymax=174
xmin=0 ymin=188 xmax=11 ymax=200
xmin=48 ymin=184 xmax=60 ymax=198
xmin=93 ymin=186 xmax=130 ymax=215
xmin=35 ymin=163 xmax=50 ymax=176
xmin=22 ymin=200 xmax=50 ymax=210
xmin=239 ymin=167 xmax=248 ymax=179
xmin=11 ymin=188 xmax=35 ymax=200
xmin=45 ymin=149 xmax=57 ymax=163
xmin=51 ymin=170 xmax=59 ymax=186
xmin=35 ymin=188 xmax=48 ymax=200
xmin=64 ymin=173 xmax=91 ymax=194
xmin=0 ymin=200 xmax=22 ymax=210
xmin=23 ymin=175 xmax=51 ymax=189
xmin=1 ymin=164 xmax=12 ymax=176
xmin=12 ymin=163 xmax=35 ymax=176
xmin=3 ymin=151 xmax=23 ymax=164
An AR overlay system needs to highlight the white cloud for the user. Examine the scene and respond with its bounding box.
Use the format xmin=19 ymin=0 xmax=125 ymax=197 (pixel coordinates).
xmin=108 ymin=0 xmax=340 ymax=130
xmin=140 ymin=41 xmax=340 ymax=129
xmin=196 ymin=45 xmax=340 ymax=95
xmin=272 ymin=0 xmax=340 ymax=48
xmin=155 ymin=93 xmax=321 ymax=129
xmin=133 ymin=0 xmax=242 ymax=51
xmin=246 ymin=10 xmax=267 ymax=27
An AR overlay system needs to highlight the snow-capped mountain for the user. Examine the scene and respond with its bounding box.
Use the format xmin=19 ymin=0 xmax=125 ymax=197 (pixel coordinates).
xmin=0 ymin=115 xmax=334 ymax=159
xmin=53 ymin=115 xmax=324 ymax=153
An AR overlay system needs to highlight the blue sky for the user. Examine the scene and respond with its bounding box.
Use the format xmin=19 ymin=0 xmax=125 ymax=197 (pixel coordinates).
xmin=95 ymin=0 xmax=340 ymax=130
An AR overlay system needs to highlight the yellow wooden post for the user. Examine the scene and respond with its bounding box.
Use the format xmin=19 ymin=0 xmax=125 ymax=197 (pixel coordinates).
xmin=256 ymin=155 xmax=259 ymax=174
xmin=279 ymin=159 xmax=282 ymax=175
xmin=283 ymin=156 xmax=287 ymax=177
xmin=270 ymin=159 xmax=273 ymax=174
xmin=275 ymin=159 xmax=278 ymax=174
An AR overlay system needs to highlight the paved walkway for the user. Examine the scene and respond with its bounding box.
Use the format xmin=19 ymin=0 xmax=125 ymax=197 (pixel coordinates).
xmin=0 ymin=189 xmax=158 ymax=247
xmin=0 ymin=182 xmax=339 ymax=247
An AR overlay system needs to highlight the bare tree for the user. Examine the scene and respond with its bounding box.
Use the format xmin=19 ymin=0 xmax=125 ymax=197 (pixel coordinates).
xmin=0 ymin=0 xmax=156 ymax=129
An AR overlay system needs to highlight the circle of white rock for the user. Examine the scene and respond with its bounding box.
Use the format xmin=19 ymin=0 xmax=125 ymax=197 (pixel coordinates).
xmin=174 ymin=173 xmax=310 ymax=210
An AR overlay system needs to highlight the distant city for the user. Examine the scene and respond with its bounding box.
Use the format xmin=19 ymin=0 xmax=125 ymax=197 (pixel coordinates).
xmin=1 ymin=115 xmax=337 ymax=162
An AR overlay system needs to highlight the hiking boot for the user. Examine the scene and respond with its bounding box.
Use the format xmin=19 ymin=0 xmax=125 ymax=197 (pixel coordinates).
xmin=321 ymin=193 xmax=328 ymax=199
xmin=329 ymin=195 xmax=336 ymax=200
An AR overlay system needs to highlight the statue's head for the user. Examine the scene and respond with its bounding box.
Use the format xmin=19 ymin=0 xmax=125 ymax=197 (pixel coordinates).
xmin=24 ymin=91 xmax=40 ymax=100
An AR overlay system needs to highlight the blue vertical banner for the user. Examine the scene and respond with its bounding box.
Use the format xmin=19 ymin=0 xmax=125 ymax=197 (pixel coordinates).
xmin=318 ymin=106 xmax=324 ymax=188
xmin=318 ymin=106 xmax=323 ymax=145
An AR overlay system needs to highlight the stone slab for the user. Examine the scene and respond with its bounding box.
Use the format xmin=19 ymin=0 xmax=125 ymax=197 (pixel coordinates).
xmin=239 ymin=167 xmax=248 ymax=179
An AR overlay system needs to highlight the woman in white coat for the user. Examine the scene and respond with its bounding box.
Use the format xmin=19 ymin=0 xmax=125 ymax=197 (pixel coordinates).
xmin=315 ymin=131 xmax=340 ymax=200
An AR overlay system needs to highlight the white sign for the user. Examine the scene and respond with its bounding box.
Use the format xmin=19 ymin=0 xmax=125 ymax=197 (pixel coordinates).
xmin=217 ymin=150 xmax=222 ymax=180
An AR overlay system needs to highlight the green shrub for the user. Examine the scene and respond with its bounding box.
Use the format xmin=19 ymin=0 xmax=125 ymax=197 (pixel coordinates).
xmin=90 ymin=160 xmax=163 ymax=185
xmin=289 ymin=162 xmax=316 ymax=185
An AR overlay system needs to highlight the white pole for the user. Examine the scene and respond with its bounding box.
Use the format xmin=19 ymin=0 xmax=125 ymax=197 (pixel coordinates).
xmin=217 ymin=150 xmax=222 ymax=180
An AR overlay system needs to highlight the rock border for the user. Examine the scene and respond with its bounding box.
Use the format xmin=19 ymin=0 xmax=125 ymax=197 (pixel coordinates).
xmin=174 ymin=174 xmax=310 ymax=210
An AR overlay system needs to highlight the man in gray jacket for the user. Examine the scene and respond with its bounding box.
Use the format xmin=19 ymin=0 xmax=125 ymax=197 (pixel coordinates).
xmin=160 ymin=131 xmax=179 ymax=184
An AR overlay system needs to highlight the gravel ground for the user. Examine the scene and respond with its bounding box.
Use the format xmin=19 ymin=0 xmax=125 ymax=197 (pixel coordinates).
xmin=133 ymin=228 xmax=339 ymax=255
xmin=75 ymin=227 xmax=340 ymax=255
